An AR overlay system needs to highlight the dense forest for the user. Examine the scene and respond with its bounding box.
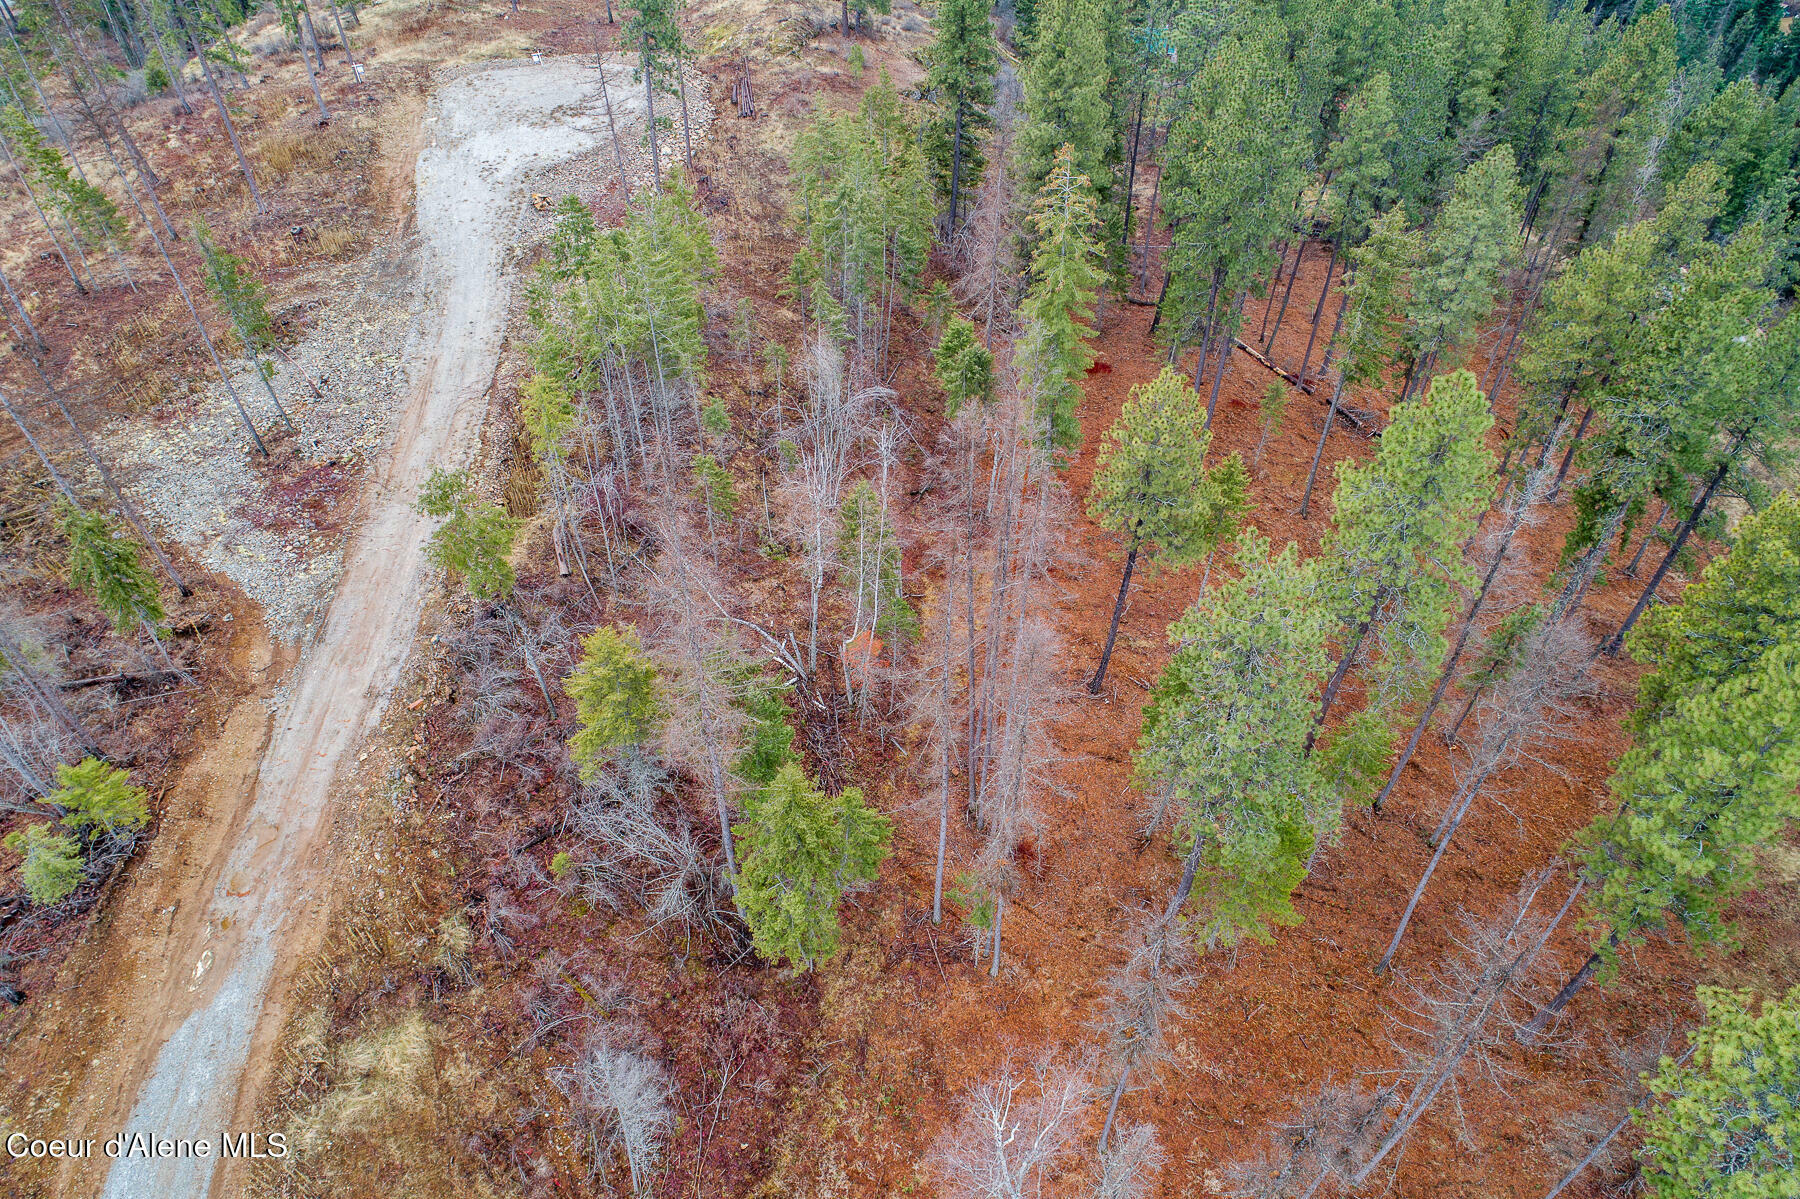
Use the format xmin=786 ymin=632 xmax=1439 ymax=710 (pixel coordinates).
xmin=0 ymin=0 xmax=1797 ymax=1196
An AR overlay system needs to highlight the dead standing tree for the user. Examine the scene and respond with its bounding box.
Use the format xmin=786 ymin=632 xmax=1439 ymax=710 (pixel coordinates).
xmin=644 ymin=508 xmax=749 ymax=881
xmin=1230 ymin=870 xmax=1577 ymax=1198
xmin=1375 ymin=616 xmax=1596 ymax=973
xmin=1094 ymin=910 xmax=1194 ymax=1152
xmin=954 ymin=83 xmax=1021 ymax=349
xmin=778 ymin=334 xmax=880 ymax=683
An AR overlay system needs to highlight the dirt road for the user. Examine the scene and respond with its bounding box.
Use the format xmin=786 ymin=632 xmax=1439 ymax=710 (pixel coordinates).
xmin=68 ymin=59 xmax=643 ymax=1199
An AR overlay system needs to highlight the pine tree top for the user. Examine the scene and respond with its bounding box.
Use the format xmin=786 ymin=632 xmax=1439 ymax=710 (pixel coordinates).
xmin=1087 ymin=366 xmax=1242 ymax=570
xmin=1628 ymin=490 xmax=1800 ymax=734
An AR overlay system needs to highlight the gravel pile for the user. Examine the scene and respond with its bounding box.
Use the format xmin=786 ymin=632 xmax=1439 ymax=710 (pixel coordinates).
xmin=103 ymin=245 xmax=426 ymax=644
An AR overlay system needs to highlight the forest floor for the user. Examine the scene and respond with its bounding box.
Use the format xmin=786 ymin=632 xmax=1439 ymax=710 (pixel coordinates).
xmin=2 ymin=4 xmax=1796 ymax=1199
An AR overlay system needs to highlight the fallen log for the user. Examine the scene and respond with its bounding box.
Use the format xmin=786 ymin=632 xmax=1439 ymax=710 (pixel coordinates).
xmin=1232 ymin=337 xmax=1316 ymax=395
xmin=58 ymin=669 xmax=183 ymax=691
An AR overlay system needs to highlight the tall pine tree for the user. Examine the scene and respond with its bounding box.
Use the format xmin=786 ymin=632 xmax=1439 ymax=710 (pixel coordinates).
xmin=1086 ymin=366 xmax=1249 ymax=694
xmin=922 ymin=0 xmax=997 ymax=234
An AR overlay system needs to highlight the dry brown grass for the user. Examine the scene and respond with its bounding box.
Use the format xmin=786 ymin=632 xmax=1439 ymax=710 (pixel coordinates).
xmin=315 ymin=223 xmax=367 ymax=259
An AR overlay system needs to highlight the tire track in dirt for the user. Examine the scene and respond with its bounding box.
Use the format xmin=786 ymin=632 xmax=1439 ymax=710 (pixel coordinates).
xmin=52 ymin=58 xmax=644 ymax=1199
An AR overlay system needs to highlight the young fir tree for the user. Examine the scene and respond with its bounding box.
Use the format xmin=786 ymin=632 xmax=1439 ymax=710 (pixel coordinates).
xmin=922 ymin=0 xmax=997 ymax=234
xmin=3 ymin=823 xmax=83 ymax=905
xmin=415 ymin=467 xmax=518 ymax=600
xmin=1133 ymin=533 xmax=1332 ymax=948
xmin=733 ymin=674 xmax=797 ymax=790
xmin=1400 ymin=144 xmax=1523 ymax=397
xmin=1085 ymin=366 xmax=1248 ymax=694
xmin=1253 ymin=380 xmax=1288 ymax=474
xmin=194 ymin=217 xmax=294 ymax=429
xmin=1544 ymin=494 xmax=1800 ymax=1026
xmin=565 ymin=625 xmax=663 ymax=782
xmin=1 ymin=756 xmax=151 ymax=903
xmin=732 ymin=761 xmax=891 ymax=972
xmin=691 ymin=452 xmax=738 ymax=520
xmin=934 ymin=315 xmax=995 ymax=416
xmin=51 ymin=757 xmax=150 ymax=837
xmin=1017 ymin=143 xmax=1105 ymax=452
xmin=1634 ymin=985 xmax=1800 ymax=1199
xmin=58 ymin=503 xmax=165 ymax=634
xmin=1300 ymin=208 xmax=1421 ymax=517
xmin=1017 ymin=0 xmax=1117 ymax=229
xmin=1312 ymin=371 xmax=1496 ymax=758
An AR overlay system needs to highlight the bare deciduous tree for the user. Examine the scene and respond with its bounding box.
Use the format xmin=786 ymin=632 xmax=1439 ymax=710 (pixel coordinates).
xmin=553 ymin=1036 xmax=674 ymax=1196
xmin=931 ymin=1055 xmax=1090 ymax=1199
xmin=1090 ymin=1122 xmax=1166 ymax=1199
xmin=566 ymin=752 xmax=731 ymax=940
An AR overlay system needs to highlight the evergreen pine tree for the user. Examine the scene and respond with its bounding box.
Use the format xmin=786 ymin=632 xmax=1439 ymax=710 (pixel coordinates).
xmin=1660 ymin=77 xmax=1794 ymax=233
xmin=790 ymin=76 xmax=934 ymax=368
xmin=1543 ymin=495 xmax=1800 ymax=1026
xmin=1017 ymin=144 xmax=1105 ymax=451
xmin=1635 ymin=984 xmax=1800 ymax=1199
xmin=1133 ymin=533 xmax=1332 ymax=947
xmin=1435 ymin=0 xmax=1509 ymax=145
xmin=565 ymin=625 xmax=663 ymax=781
xmin=0 ymin=104 xmax=122 ymax=260
xmin=1324 ymin=71 xmax=1399 ymax=248
xmin=732 ymin=762 xmax=891 ymax=971
xmin=1626 ymin=490 xmax=1800 ymax=732
xmin=733 ymin=674 xmax=798 ymax=789
xmin=1313 ymin=371 xmax=1496 ymax=749
xmin=922 ymin=0 xmax=997 ymax=233
xmin=1086 ymin=366 xmax=1248 ymax=693
xmin=1401 ymin=144 xmax=1523 ymax=396
xmin=1300 ymin=207 xmax=1421 ymax=517
xmin=1549 ymin=6 xmax=1679 ymax=250
xmin=1159 ymin=25 xmax=1309 ymax=419
xmin=623 ymin=0 xmax=686 ymax=187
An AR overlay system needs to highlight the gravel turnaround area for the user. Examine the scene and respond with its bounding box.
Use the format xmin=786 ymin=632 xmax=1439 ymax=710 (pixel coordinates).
xmin=100 ymin=55 xmax=711 ymax=647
